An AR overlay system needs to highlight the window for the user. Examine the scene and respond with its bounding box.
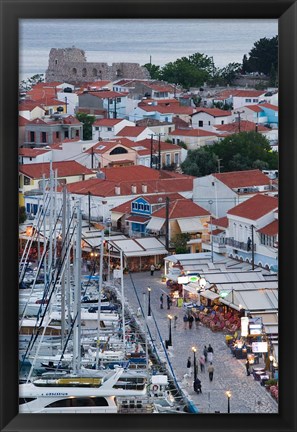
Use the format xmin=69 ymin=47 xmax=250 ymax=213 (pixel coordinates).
xmin=72 ymin=68 xmax=77 ymax=76
xmin=75 ymin=130 xmax=80 ymax=137
xmin=41 ymin=132 xmax=47 ymax=143
xmin=55 ymin=59 xmax=58 ymax=65
xmin=199 ymin=120 xmax=203 ymax=127
xmin=172 ymin=138 xmax=175 ymax=144
xmin=30 ymin=131 xmax=35 ymax=142
xmin=139 ymin=204 xmax=144 ymax=210
xmin=245 ymin=99 xmax=252 ymax=103
xmin=64 ymin=131 xmax=69 ymax=139
xmin=82 ymin=68 xmax=87 ymax=77
xmin=56 ymin=131 xmax=60 ymax=139
xmin=24 ymin=176 xmax=31 ymax=185
xmin=221 ymin=120 xmax=224 ymax=125
xmin=19 ymin=398 xmax=36 ymax=405
xmin=144 ymin=204 xmax=149 ymax=211
xmin=253 ymin=99 xmax=258 ymax=102
xmin=116 ymin=98 xmax=121 ymax=103
xmin=110 ymin=147 xmax=128 ymax=155
xmin=168 ymin=127 xmax=172 ymax=133
xmin=174 ymin=153 xmax=179 ymax=164
xmin=166 ymin=154 xmax=170 ymax=165
xmin=208 ymin=121 xmax=211 ymax=125
xmin=107 ymin=127 xmax=112 ymax=131
xmin=92 ymin=68 xmax=98 ymax=77
xmin=132 ymin=202 xmax=138 ymax=210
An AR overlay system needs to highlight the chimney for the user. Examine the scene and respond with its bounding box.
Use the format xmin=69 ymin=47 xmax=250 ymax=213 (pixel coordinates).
xmin=142 ymin=184 xmax=147 ymax=193
xmin=131 ymin=184 xmax=137 ymax=194
xmin=115 ymin=185 xmax=121 ymax=195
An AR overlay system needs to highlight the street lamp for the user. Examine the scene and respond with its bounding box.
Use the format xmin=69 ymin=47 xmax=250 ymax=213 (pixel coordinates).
xmin=147 ymin=287 xmax=151 ymax=317
xmin=226 ymin=390 xmax=231 ymax=413
xmin=168 ymin=314 xmax=173 ymax=347
xmin=192 ymin=346 xmax=197 ymax=381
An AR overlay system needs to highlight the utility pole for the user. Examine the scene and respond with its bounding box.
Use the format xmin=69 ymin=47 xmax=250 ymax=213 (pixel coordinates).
xmin=113 ymin=97 xmax=117 ymax=119
xmin=158 ymin=133 xmax=161 ymax=170
xmin=107 ymin=98 xmax=110 ymax=119
xmin=235 ymin=110 xmax=244 ymax=132
xmin=217 ymin=158 xmax=222 ymax=173
xmin=91 ymin=146 xmax=94 ymax=169
xmin=88 ymin=191 xmax=91 ymax=231
xmin=150 ymin=134 xmax=154 ymax=168
xmin=165 ymin=197 xmax=170 ymax=252
xmin=251 ymin=224 xmax=255 ymax=270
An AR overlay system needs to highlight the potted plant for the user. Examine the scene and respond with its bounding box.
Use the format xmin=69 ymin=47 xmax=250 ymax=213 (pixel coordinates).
xmin=264 ymin=379 xmax=277 ymax=390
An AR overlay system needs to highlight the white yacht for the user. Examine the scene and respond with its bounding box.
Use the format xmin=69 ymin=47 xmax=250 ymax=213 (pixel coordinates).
xmin=19 ymin=367 xmax=148 ymax=413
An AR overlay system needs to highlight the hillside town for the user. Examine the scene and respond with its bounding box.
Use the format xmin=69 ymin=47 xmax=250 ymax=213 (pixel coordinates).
xmin=18 ymin=46 xmax=279 ymax=414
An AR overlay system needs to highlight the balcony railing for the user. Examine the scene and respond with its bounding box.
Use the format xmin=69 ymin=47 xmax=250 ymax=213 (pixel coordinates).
xmin=225 ymin=237 xmax=256 ymax=252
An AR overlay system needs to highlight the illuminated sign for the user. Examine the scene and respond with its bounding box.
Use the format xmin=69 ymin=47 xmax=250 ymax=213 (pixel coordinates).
xmin=252 ymin=342 xmax=268 ymax=353
xmin=177 ymin=276 xmax=189 ymax=284
xmin=241 ymin=317 xmax=249 ymax=337
xmin=188 ymin=276 xmax=199 ymax=283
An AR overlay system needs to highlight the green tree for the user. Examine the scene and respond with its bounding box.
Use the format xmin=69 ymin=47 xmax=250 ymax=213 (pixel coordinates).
xmin=210 ymin=132 xmax=278 ymax=172
xmin=242 ymin=36 xmax=278 ymax=75
xmin=159 ymin=53 xmax=213 ymax=89
xmin=143 ymin=63 xmax=161 ymax=79
xmin=181 ymin=148 xmax=218 ymax=176
xmin=19 ymin=74 xmax=45 ymax=92
xmin=76 ymin=112 xmax=96 ymax=140
xmin=171 ymin=233 xmax=190 ymax=254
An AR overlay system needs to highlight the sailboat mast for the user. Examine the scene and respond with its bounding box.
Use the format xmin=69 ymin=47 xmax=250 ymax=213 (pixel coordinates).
xmin=72 ymin=203 xmax=82 ymax=374
xmin=120 ymin=250 xmax=126 ymax=356
xmin=95 ymin=229 xmax=104 ymax=369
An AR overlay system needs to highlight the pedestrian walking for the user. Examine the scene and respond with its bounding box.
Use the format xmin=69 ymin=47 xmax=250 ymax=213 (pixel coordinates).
xmin=150 ymin=264 xmax=155 ymax=276
xmin=186 ymin=356 xmax=192 ymax=376
xmin=183 ymin=314 xmax=188 ymax=329
xmin=160 ymin=293 xmax=164 ymax=309
xmin=193 ymin=377 xmax=202 ymax=394
xmin=245 ymin=359 xmax=250 ymax=376
xmin=199 ymin=354 xmax=205 ymax=372
xmin=203 ymin=345 xmax=208 ymax=362
xmin=167 ymin=295 xmax=171 ymax=310
xmin=195 ymin=314 xmax=200 ymax=329
xmin=188 ymin=314 xmax=194 ymax=329
xmin=207 ymin=344 xmax=214 ymax=363
xmin=174 ymin=315 xmax=178 ymax=328
xmin=208 ymin=362 xmax=214 ymax=382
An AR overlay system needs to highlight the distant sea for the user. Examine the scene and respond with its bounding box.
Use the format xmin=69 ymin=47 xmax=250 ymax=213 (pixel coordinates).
xmin=19 ymin=19 xmax=277 ymax=82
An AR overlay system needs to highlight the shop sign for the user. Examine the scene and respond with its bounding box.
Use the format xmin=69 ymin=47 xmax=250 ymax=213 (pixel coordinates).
xmin=249 ymin=323 xmax=262 ymax=335
xmin=252 ymin=341 xmax=268 ymax=353
xmin=177 ymin=276 xmax=189 ymax=284
xmin=188 ymin=275 xmax=199 ymax=283
xmin=241 ymin=317 xmax=249 ymax=337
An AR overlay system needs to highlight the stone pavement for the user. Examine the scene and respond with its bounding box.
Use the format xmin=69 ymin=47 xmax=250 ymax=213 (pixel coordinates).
xmin=115 ymin=271 xmax=278 ymax=414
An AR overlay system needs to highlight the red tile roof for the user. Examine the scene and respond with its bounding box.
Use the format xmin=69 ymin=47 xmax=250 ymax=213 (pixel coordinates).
xmin=92 ymin=118 xmax=124 ymax=127
xmin=193 ymin=108 xmax=232 ymax=117
xmin=213 ymin=89 xmax=265 ymax=100
xmin=211 ymin=216 xmax=228 ymax=228
xmin=66 ymin=177 xmax=194 ymax=198
xmin=111 ymin=193 xmax=184 ymax=213
xmin=19 ymin=101 xmax=44 ymax=111
xmin=19 ymin=148 xmax=50 ymax=157
xmin=101 ymin=165 xmax=161 ymax=182
xmin=116 ymin=126 xmax=148 ymax=137
xmin=19 ymin=115 xmax=30 ymax=126
xmin=259 ymin=103 xmax=278 ymax=111
xmin=169 ymin=128 xmax=218 ymax=137
xmin=152 ymin=199 xmax=210 ymax=219
xmin=80 ymin=91 xmax=126 ymax=98
xmin=257 ymin=220 xmax=278 ymax=236
xmin=126 ymin=215 xmax=150 ymax=223
xmin=214 ymin=120 xmax=269 ymax=133
xmin=213 ymin=169 xmax=271 ymax=189
xmin=19 ymin=161 xmax=94 ymax=179
xmin=227 ymin=194 xmax=278 ymax=220
xmin=136 ymin=138 xmax=182 ymax=152
xmin=243 ymin=105 xmax=263 ymax=113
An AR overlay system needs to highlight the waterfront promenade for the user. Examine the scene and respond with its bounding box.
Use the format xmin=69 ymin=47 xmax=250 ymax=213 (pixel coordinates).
xmin=115 ymin=271 xmax=278 ymax=414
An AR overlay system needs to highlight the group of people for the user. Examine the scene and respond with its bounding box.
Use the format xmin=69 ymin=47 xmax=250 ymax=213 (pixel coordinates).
xmin=183 ymin=312 xmax=200 ymax=330
xmin=186 ymin=344 xmax=215 ymax=394
xmin=160 ymin=293 xmax=173 ymax=310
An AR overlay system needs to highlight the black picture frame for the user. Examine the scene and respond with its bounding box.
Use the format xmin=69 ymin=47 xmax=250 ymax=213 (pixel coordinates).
xmin=1 ymin=1 xmax=296 ymax=431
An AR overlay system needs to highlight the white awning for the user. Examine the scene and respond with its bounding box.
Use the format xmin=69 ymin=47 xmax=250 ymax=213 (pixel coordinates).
xmin=146 ymin=218 xmax=165 ymax=231
xmin=177 ymin=218 xmax=204 ymax=233
xmin=200 ymin=289 xmax=220 ymax=300
xmin=111 ymin=212 xmax=123 ymax=222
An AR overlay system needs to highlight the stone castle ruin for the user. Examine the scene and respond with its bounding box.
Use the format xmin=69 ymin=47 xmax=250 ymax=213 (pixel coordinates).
xmin=45 ymin=47 xmax=150 ymax=83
